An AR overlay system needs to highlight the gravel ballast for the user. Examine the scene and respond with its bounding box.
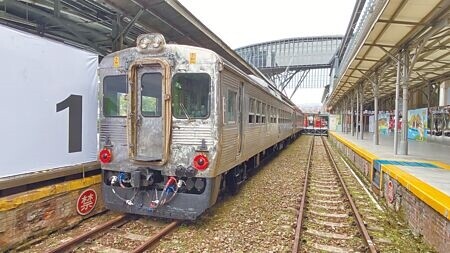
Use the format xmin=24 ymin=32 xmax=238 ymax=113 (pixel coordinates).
xmin=155 ymin=136 xmax=311 ymax=252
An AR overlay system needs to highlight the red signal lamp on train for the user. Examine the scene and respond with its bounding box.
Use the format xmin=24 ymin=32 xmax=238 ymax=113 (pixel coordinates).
xmin=193 ymin=154 xmax=209 ymax=171
xmin=99 ymin=148 xmax=112 ymax=163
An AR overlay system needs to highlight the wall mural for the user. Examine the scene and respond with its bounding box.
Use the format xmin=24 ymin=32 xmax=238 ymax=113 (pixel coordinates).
xmin=407 ymin=108 xmax=428 ymax=141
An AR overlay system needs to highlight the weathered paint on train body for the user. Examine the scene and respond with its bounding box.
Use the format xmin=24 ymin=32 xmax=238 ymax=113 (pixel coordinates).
xmin=98 ymin=34 xmax=303 ymax=219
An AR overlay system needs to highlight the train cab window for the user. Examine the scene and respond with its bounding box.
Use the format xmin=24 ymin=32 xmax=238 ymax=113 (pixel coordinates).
xmin=103 ymin=75 xmax=127 ymax=117
xmin=141 ymin=73 xmax=162 ymax=117
xmin=172 ymin=73 xmax=210 ymax=119
xmin=226 ymin=90 xmax=237 ymax=124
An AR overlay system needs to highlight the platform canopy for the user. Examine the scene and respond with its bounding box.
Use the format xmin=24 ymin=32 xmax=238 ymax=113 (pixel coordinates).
xmin=328 ymin=0 xmax=450 ymax=108
xmin=0 ymin=0 xmax=266 ymax=79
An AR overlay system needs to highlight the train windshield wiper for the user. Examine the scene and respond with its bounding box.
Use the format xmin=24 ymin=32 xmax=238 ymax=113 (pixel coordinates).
xmin=179 ymin=103 xmax=191 ymax=120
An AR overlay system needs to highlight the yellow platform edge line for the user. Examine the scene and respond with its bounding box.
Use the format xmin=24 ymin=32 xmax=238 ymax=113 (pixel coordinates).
xmin=328 ymin=131 xmax=378 ymax=162
xmin=382 ymin=165 xmax=450 ymax=220
xmin=0 ymin=175 xmax=101 ymax=212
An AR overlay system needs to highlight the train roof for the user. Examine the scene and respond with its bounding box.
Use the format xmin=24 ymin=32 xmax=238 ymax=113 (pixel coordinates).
xmin=100 ymin=33 xmax=302 ymax=114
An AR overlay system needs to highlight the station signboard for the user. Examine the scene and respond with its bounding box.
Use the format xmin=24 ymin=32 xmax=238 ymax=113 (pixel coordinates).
xmin=0 ymin=24 xmax=98 ymax=178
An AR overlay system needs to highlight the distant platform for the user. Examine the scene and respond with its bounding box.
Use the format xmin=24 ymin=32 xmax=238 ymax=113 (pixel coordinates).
xmin=332 ymin=131 xmax=450 ymax=165
xmin=329 ymin=131 xmax=450 ymax=220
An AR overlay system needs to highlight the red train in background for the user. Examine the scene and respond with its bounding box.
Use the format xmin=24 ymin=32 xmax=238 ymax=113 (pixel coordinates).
xmin=304 ymin=113 xmax=329 ymax=135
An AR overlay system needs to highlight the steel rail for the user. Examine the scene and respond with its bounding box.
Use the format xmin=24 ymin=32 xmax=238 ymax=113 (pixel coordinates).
xmin=292 ymin=136 xmax=314 ymax=253
xmin=131 ymin=220 xmax=180 ymax=253
xmin=321 ymin=136 xmax=377 ymax=253
xmin=46 ymin=214 xmax=129 ymax=253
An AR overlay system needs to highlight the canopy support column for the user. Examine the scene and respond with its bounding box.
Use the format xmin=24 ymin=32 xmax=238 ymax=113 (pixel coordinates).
xmin=360 ymin=84 xmax=364 ymax=140
xmin=356 ymin=88 xmax=360 ymax=139
xmin=399 ymin=50 xmax=410 ymax=155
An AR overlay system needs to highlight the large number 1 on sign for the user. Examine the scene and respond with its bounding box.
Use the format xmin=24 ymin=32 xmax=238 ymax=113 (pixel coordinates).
xmin=57 ymin=95 xmax=82 ymax=153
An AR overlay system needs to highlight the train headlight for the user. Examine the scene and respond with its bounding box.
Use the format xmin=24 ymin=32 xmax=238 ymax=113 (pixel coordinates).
xmin=193 ymin=154 xmax=209 ymax=171
xmin=99 ymin=148 xmax=112 ymax=163
xmin=136 ymin=33 xmax=166 ymax=53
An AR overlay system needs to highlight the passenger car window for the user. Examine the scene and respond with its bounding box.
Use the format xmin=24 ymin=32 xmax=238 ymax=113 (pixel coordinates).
xmin=249 ymin=98 xmax=255 ymax=123
xmin=256 ymin=101 xmax=261 ymax=123
xmin=262 ymin=103 xmax=266 ymax=123
xmin=103 ymin=75 xmax=127 ymax=117
xmin=172 ymin=73 xmax=210 ymax=119
xmin=226 ymin=90 xmax=237 ymax=124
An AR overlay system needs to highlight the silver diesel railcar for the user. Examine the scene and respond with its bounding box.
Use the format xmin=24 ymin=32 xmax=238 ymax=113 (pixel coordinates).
xmin=99 ymin=34 xmax=303 ymax=219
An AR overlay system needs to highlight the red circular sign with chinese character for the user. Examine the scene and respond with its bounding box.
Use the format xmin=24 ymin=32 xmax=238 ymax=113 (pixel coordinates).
xmin=387 ymin=181 xmax=395 ymax=203
xmin=77 ymin=189 xmax=97 ymax=215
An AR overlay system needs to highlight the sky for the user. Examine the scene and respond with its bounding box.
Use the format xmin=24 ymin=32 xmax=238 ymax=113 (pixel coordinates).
xmin=178 ymin=0 xmax=357 ymax=105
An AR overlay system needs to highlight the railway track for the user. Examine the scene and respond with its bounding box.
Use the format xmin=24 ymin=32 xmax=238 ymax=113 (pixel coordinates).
xmin=45 ymin=214 xmax=179 ymax=253
xmin=293 ymin=136 xmax=377 ymax=253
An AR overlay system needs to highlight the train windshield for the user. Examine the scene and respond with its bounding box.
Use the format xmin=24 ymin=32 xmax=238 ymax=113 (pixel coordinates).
xmin=103 ymin=75 xmax=127 ymax=117
xmin=171 ymin=73 xmax=210 ymax=119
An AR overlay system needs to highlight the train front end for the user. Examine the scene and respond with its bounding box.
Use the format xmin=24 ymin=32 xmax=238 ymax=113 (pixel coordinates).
xmin=98 ymin=34 xmax=221 ymax=220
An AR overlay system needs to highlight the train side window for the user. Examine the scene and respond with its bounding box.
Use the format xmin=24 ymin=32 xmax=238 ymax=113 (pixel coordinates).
xmin=273 ymin=107 xmax=277 ymax=123
xmin=172 ymin=73 xmax=210 ymax=119
xmin=256 ymin=101 xmax=261 ymax=123
xmin=277 ymin=109 xmax=280 ymax=123
xmin=249 ymin=98 xmax=255 ymax=123
xmin=271 ymin=106 xmax=275 ymax=123
xmin=270 ymin=106 xmax=274 ymax=123
xmin=262 ymin=103 xmax=266 ymax=123
xmin=141 ymin=73 xmax=162 ymax=117
xmin=226 ymin=89 xmax=237 ymax=124
xmin=268 ymin=106 xmax=272 ymax=123
xmin=103 ymin=75 xmax=127 ymax=117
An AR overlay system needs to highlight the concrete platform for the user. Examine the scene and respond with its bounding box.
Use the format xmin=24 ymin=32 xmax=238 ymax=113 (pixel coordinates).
xmin=330 ymin=131 xmax=450 ymax=217
xmin=332 ymin=131 xmax=450 ymax=165
xmin=328 ymin=131 xmax=450 ymax=252
xmin=0 ymin=175 xmax=104 ymax=251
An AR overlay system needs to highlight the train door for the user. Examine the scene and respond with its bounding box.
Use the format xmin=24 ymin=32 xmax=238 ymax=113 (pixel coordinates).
xmin=129 ymin=60 xmax=171 ymax=162
xmin=237 ymin=82 xmax=244 ymax=155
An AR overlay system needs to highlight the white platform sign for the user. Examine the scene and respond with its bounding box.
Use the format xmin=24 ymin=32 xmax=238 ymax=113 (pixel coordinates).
xmin=0 ymin=25 xmax=98 ymax=178
xmin=329 ymin=115 xmax=338 ymax=131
